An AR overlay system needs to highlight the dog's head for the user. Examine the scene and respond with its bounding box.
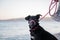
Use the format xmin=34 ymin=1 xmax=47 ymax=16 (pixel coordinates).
xmin=25 ymin=14 xmax=42 ymax=29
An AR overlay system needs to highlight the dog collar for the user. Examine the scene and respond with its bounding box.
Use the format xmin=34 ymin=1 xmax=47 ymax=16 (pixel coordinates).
xmin=30 ymin=27 xmax=39 ymax=31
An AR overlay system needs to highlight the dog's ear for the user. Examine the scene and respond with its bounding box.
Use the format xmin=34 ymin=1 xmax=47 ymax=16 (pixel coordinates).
xmin=25 ymin=15 xmax=31 ymax=20
xmin=36 ymin=14 xmax=42 ymax=19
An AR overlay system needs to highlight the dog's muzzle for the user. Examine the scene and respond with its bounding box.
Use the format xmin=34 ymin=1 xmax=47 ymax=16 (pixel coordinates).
xmin=28 ymin=20 xmax=36 ymax=26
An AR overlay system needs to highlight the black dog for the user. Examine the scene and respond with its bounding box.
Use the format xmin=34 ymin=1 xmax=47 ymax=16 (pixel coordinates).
xmin=25 ymin=14 xmax=58 ymax=40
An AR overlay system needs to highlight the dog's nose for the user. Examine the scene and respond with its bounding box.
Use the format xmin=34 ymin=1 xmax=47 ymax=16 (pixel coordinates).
xmin=32 ymin=21 xmax=34 ymax=24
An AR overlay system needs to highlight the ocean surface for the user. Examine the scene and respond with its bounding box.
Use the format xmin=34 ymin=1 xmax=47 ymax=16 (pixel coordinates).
xmin=0 ymin=18 xmax=60 ymax=40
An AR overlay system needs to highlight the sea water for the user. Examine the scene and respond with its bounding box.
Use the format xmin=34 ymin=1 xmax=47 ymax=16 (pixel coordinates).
xmin=0 ymin=19 xmax=60 ymax=40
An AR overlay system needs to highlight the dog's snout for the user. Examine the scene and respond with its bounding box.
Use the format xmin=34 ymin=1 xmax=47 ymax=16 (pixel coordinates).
xmin=28 ymin=20 xmax=36 ymax=26
xmin=29 ymin=20 xmax=35 ymax=24
xmin=30 ymin=20 xmax=34 ymax=23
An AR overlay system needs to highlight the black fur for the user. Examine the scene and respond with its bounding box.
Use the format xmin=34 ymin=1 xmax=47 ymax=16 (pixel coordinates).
xmin=25 ymin=14 xmax=58 ymax=40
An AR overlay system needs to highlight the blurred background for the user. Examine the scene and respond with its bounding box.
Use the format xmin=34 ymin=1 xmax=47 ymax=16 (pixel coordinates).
xmin=0 ymin=0 xmax=60 ymax=40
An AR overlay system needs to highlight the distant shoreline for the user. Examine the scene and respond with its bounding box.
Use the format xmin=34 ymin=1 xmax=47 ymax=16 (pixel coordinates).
xmin=0 ymin=17 xmax=51 ymax=21
xmin=0 ymin=17 xmax=58 ymax=22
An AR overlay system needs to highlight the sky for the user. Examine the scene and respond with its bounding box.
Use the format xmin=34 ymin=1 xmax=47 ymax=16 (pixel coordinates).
xmin=0 ymin=0 xmax=51 ymax=20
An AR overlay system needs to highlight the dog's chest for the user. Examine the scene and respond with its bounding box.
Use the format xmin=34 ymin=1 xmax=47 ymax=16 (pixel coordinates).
xmin=30 ymin=31 xmax=36 ymax=40
xmin=31 ymin=36 xmax=35 ymax=39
